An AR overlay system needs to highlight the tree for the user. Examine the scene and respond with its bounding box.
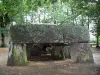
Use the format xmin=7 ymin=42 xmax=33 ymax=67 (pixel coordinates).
xmin=0 ymin=0 xmax=46 ymax=47
xmin=65 ymin=0 xmax=100 ymax=47
xmin=0 ymin=1 xmax=10 ymax=47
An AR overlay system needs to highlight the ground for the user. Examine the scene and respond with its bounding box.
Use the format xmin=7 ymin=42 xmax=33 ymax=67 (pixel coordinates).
xmin=0 ymin=48 xmax=100 ymax=75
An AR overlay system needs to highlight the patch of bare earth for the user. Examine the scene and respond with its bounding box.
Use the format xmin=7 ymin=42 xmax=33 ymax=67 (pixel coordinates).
xmin=0 ymin=48 xmax=100 ymax=75
xmin=0 ymin=48 xmax=8 ymax=66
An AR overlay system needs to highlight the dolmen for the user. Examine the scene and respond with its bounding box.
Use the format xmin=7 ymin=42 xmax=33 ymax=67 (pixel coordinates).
xmin=7 ymin=24 xmax=94 ymax=66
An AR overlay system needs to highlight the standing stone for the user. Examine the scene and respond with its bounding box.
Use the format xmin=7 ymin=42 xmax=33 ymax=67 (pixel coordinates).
xmin=47 ymin=45 xmax=71 ymax=59
xmin=70 ymin=43 xmax=94 ymax=63
xmin=49 ymin=46 xmax=65 ymax=59
xmin=8 ymin=24 xmax=94 ymax=65
xmin=63 ymin=46 xmax=71 ymax=59
xmin=51 ymin=46 xmax=62 ymax=58
xmin=26 ymin=44 xmax=33 ymax=59
xmin=7 ymin=43 xmax=27 ymax=66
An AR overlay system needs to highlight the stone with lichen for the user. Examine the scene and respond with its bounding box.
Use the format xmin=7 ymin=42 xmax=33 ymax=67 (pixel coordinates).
xmin=7 ymin=24 xmax=93 ymax=66
xmin=10 ymin=24 xmax=89 ymax=44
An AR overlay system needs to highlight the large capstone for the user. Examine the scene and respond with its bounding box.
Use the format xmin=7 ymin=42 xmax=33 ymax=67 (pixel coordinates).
xmin=10 ymin=24 xmax=89 ymax=44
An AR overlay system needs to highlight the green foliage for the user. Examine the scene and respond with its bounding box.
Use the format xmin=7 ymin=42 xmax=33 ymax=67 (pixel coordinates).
xmin=37 ymin=0 xmax=91 ymax=26
xmin=0 ymin=0 xmax=99 ymax=25
xmin=0 ymin=28 xmax=9 ymax=35
xmin=0 ymin=0 xmax=51 ymax=24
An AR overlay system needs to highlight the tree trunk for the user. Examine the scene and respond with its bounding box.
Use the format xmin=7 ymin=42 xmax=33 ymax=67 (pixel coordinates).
xmin=71 ymin=8 xmax=75 ymax=25
xmin=81 ymin=15 xmax=84 ymax=26
xmin=0 ymin=15 xmax=6 ymax=47
xmin=44 ymin=8 xmax=46 ymax=22
xmin=96 ymin=35 xmax=99 ymax=47
xmin=0 ymin=13 xmax=10 ymax=47
xmin=38 ymin=14 xmax=41 ymax=23
xmin=7 ymin=43 xmax=27 ymax=66
xmin=96 ymin=19 xmax=100 ymax=48
xmin=1 ymin=33 xmax=5 ymax=47
xmin=87 ymin=16 xmax=90 ymax=29
xmin=52 ymin=4 xmax=57 ymax=24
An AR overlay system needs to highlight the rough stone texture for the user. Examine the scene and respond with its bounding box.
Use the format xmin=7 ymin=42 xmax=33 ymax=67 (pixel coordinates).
xmin=10 ymin=24 xmax=63 ymax=43
xmin=8 ymin=24 xmax=93 ymax=65
xmin=59 ymin=25 xmax=89 ymax=43
xmin=4 ymin=36 xmax=10 ymax=47
xmin=70 ymin=43 xmax=94 ymax=63
xmin=10 ymin=24 xmax=89 ymax=44
xmin=7 ymin=43 xmax=27 ymax=66
xmin=63 ymin=46 xmax=71 ymax=59
xmin=47 ymin=45 xmax=71 ymax=59
xmin=49 ymin=46 xmax=63 ymax=58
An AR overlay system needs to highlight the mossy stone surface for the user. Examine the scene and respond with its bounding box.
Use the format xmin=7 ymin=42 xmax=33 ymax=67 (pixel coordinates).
xmin=10 ymin=24 xmax=89 ymax=44
xmin=7 ymin=44 xmax=27 ymax=66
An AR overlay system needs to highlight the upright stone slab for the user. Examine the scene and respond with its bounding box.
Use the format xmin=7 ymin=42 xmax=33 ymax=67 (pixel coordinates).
xmin=50 ymin=46 xmax=64 ymax=59
xmin=63 ymin=46 xmax=71 ymax=59
xmin=7 ymin=43 xmax=27 ymax=66
xmin=48 ymin=45 xmax=71 ymax=59
xmin=70 ymin=43 xmax=93 ymax=63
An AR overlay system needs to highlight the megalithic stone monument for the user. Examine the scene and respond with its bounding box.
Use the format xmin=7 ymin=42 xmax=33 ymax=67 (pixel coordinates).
xmin=7 ymin=24 xmax=93 ymax=66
